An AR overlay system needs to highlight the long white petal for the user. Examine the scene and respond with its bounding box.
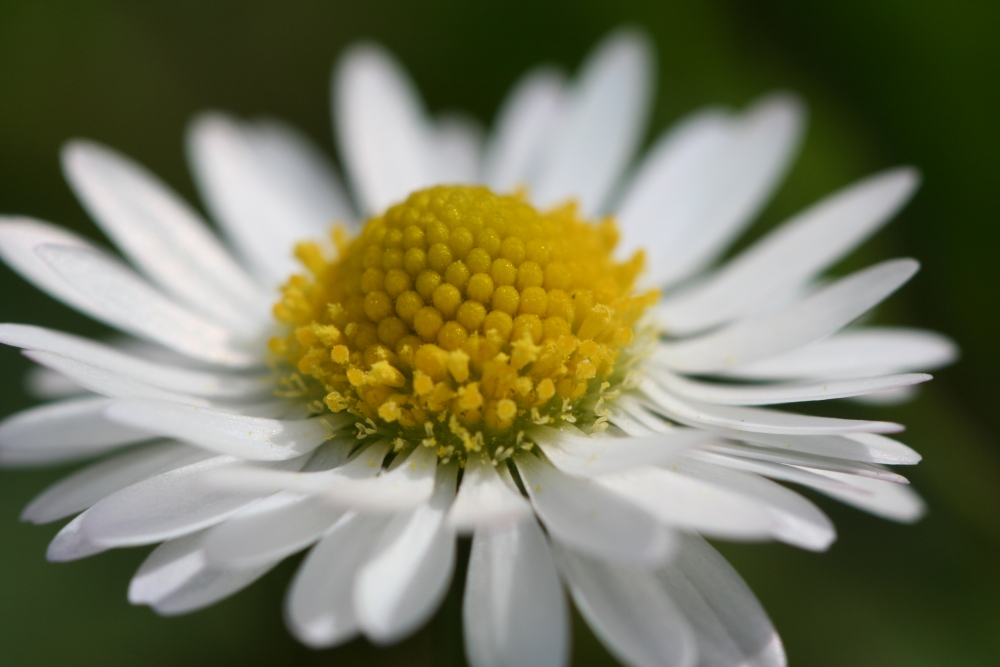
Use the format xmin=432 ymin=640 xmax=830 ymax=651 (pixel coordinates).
xmin=659 ymin=533 xmax=786 ymax=667
xmin=0 ymin=396 xmax=152 ymax=465
xmin=657 ymin=168 xmax=919 ymax=334
xmin=674 ymin=459 xmax=835 ymax=551
xmin=654 ymin=259 xmax=919 ymax=373
xmin=620 ymin=95 xmax=804 ymax=287
xmin=447 ymin=453 xmax=532 ymax=533
xmin=46 ymin=512 xmax=109 ymax=562
xmin=433 ymin=112 xmax=484 ymax=183
xmin=532 ymin=425 xmax=711 ymax=477
xmin=37 ymin=243 xmax=261 ymax=367
xmin=355 ymin=463 xmax=458 ymax=644
xmin=210 ymin=443 xmax=438 ymax=511
xmin=554 ymin=545 xmax=697 ymax=667
xmin=806 ymin=469 xmax=926 ymax=522
xmin=24 ymin=350 xmax=213 ymax=406
xmin=693 ymin=440 xmax=907 ymax=483
xmin=721 ymin=327 xmax=959 ymax=380
xmin=515 ymin=452 xmax=674 ymax=564
xmin=641 ymin=380 xmax=902 ymax=435
xmin=80 ymin=455 xmax=304 ymax=547
xmin=187 ymin=114 xmax=354 ymax=284
xmin=22 ymin=441 xmax=211 ymax=524
xmin=482 ymin=67 xmax=566 ymax=193
xmin=103 ymin=400 xmax=341 ymax=460
xmin=285 ymin=513 xmax=391 ymax=648
xmin=202 ymin=494 xmax=345 ymax=569
xmin=705 ymin=429 xmax=921 ymax=466
xmin=24 ymin=365 xmax=85 ymax=399
xmin=597 ymin=466 xmax=777 ymax=541
xmin=464 ymin=519 xmax=568 ymax=667
xmin=650 ymin=369 xmax=931 ymax=406
xmin=0 ymin=324 xmax=272 ymax=399
xmin=533 ymin=29 xmax=654 ymax=216
xmin=61 ymin=140 xmax=267 ymax=328
xmin=334 ymin=43 xmax=437 ymax=215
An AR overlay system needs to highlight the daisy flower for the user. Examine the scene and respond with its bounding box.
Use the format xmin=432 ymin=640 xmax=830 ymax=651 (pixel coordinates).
xmin=0 ymin=28 xmax=957 ymax=667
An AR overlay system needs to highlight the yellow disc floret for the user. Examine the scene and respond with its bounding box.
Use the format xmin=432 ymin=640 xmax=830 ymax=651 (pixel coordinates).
xmin=272 ymin=185 xmax=658 ymax=461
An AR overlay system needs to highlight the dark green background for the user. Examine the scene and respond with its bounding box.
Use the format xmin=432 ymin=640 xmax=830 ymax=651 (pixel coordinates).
xmin=1 ymin=1 xmax=998 ymax=665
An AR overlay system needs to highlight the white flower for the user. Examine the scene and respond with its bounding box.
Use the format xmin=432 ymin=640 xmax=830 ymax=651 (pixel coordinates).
xmin=0 ymin=28 xmax=957 ymax=667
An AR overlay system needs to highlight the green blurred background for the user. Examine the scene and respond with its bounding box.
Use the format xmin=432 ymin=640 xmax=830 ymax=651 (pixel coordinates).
xmin=1 ymin=1 xmax=998 ymax=665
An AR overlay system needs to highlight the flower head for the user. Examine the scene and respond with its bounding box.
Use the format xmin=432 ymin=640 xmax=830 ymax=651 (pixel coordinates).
xmin=0 ymin=28 xmax=957 ymax=667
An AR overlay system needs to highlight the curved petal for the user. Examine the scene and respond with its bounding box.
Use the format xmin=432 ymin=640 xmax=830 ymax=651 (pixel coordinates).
xmin=433 ymin=112 xmax=485 ymax=183
xmin=658 ymin=533 xmax=786 ymax=667
xmin=463 ymin=519 xmax=568 ymax=667
xmin=0 ymin=324 xmax=272 ymax=399
xmin=532 ymin=426 xmax=711 ymax=477
xmin=806 ymin=469 xmax=926 ymax=522
xmin=482 ymin=66 xmax=566 ymax=193
xmin=620 ymin=94 xmax=804 ymax=287
xmin=446 ymin=453 xmax=532 ymax=533
xmin=641 ymin=380 xmax=902 ymax=435
xmin=355 ymin=463 xmax=458 ymax=644
xmin=334 ymin=43 xmax=437 ymax=215
xmin=284 ymin=513 xmax=391 ymax=648
xmin=61 ymin=140 xmax=267 ymax=328
xmin=554 ymin=544 xmax=697 ymax=667
xmin=533 ymin=29 xmax=654 ymax=216
xmin=720 ymin=327 xmax=959 ymax=380
xmin=656 ymin=168 xmax=919 ymax=334
xmin=103 ymin=400 xmax=342 ymax=460
xmin=46 ymin=512 xmax=109 ymax=562
xmin=653 ymin=259 xmax=919 ymax=373
xmin=80 ymin=455 xmax=304 ymax=547
xmin=187 ymin=113 xmax=354 ymax=283
xmin=22 ymin=441 xmax=210 ymax=524
xmin=515 ymin=452 xmax=674 ymax=564
xmin=36 ymin=243 xmax=261 ymax=367
xmin=0 ymin=396 xmax=153 ymax=466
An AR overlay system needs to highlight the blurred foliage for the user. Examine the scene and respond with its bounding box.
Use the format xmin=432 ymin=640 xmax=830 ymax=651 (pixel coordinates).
xmin=0 ymin=1 xmax=998 ymax=665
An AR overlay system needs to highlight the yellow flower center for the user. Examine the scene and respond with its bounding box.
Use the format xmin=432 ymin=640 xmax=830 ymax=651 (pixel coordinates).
xmin=271 ymin=185 xmax=657 ymax=462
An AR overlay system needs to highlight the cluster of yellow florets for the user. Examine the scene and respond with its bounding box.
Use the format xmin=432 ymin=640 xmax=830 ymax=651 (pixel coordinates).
xmin=271 ymin=185 xmax=657 ymax=460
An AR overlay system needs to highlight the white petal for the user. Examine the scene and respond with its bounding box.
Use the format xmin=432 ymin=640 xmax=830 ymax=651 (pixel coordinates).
xmin=721 ymin=327 xmax=959 ymax=380
xmin=22 ymin=441 xmax=211 ymax=524
xmin=61 ymin=140 xmax=267 ymax=328
xmin=36 ymin=243 xmax=261 ymax=367
xmin=653 ymin=259 xmax=919 ymax=373
xmin=217 ymin=443 xmax=438 ymax=511
xmin=24 ymin=350 xmax=212 ymax=406
xmin=103 ymin=399 xmax=342 ymax=460
xmin=693 ymin=440 xmax=908 ymax=483
xmin=675 ymin=459 xmax=835 ymax=551
xmin=554 ymin=545 xmax=697 ymax=667
xmin=620 ymin=95 xmax=804 ymax=287
xmin=533 ymin=29 xmax=654 ymax=216
xmin=334 ymin=43 xmax=437 ymax=215
xmin=187 ymin=114 xmax=354 ymax=283
xmin=447 ymin=453 xmax=532 ymax=533
xmin=482 ymin=67 xmax=566 ymax=193
xmin=641 ymin=380 xmax=902 ymax=435
xmin=24 ymin=365 xmax=85 ymax=399
xmin=46 ymin=512 xmax=108 ymax=562
xmin=463 ymin=519 xmax=568 ymax=667
xmin=355 ymin=463 xmax=458 ymax=644
xmin=806 ymin=469 xmax=926 ymax=522
xmin=656 ymin=168 xmax=919 ymax=334
xmin=659 ymin=533 xmax=786 ymax=667
xmin=597 ymin=466 xmax=777 ymax=541
xmin=285 ymin=513 xmax=391 ymax=648
xmin=704 ymin=429 xmax=921 ymax=466
xmin=80 ymin=455 xmax=304 ymax=547
xmin=515 ymin=452 xmax=674 ymax=564
xmin=202 ymin=494 xmax=344 ymax=569
xmin=649 ymin=369 xmax=931 ymax=406
xmin=433 ymin=112 xmax=485 ymax=183
xmin=0 ymin=324 xmax=272 ymax=400
xmin=0 ymin=396 xmax=152 ymax=465
xmin=532 ymin=425 xmax=711 ymax=477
